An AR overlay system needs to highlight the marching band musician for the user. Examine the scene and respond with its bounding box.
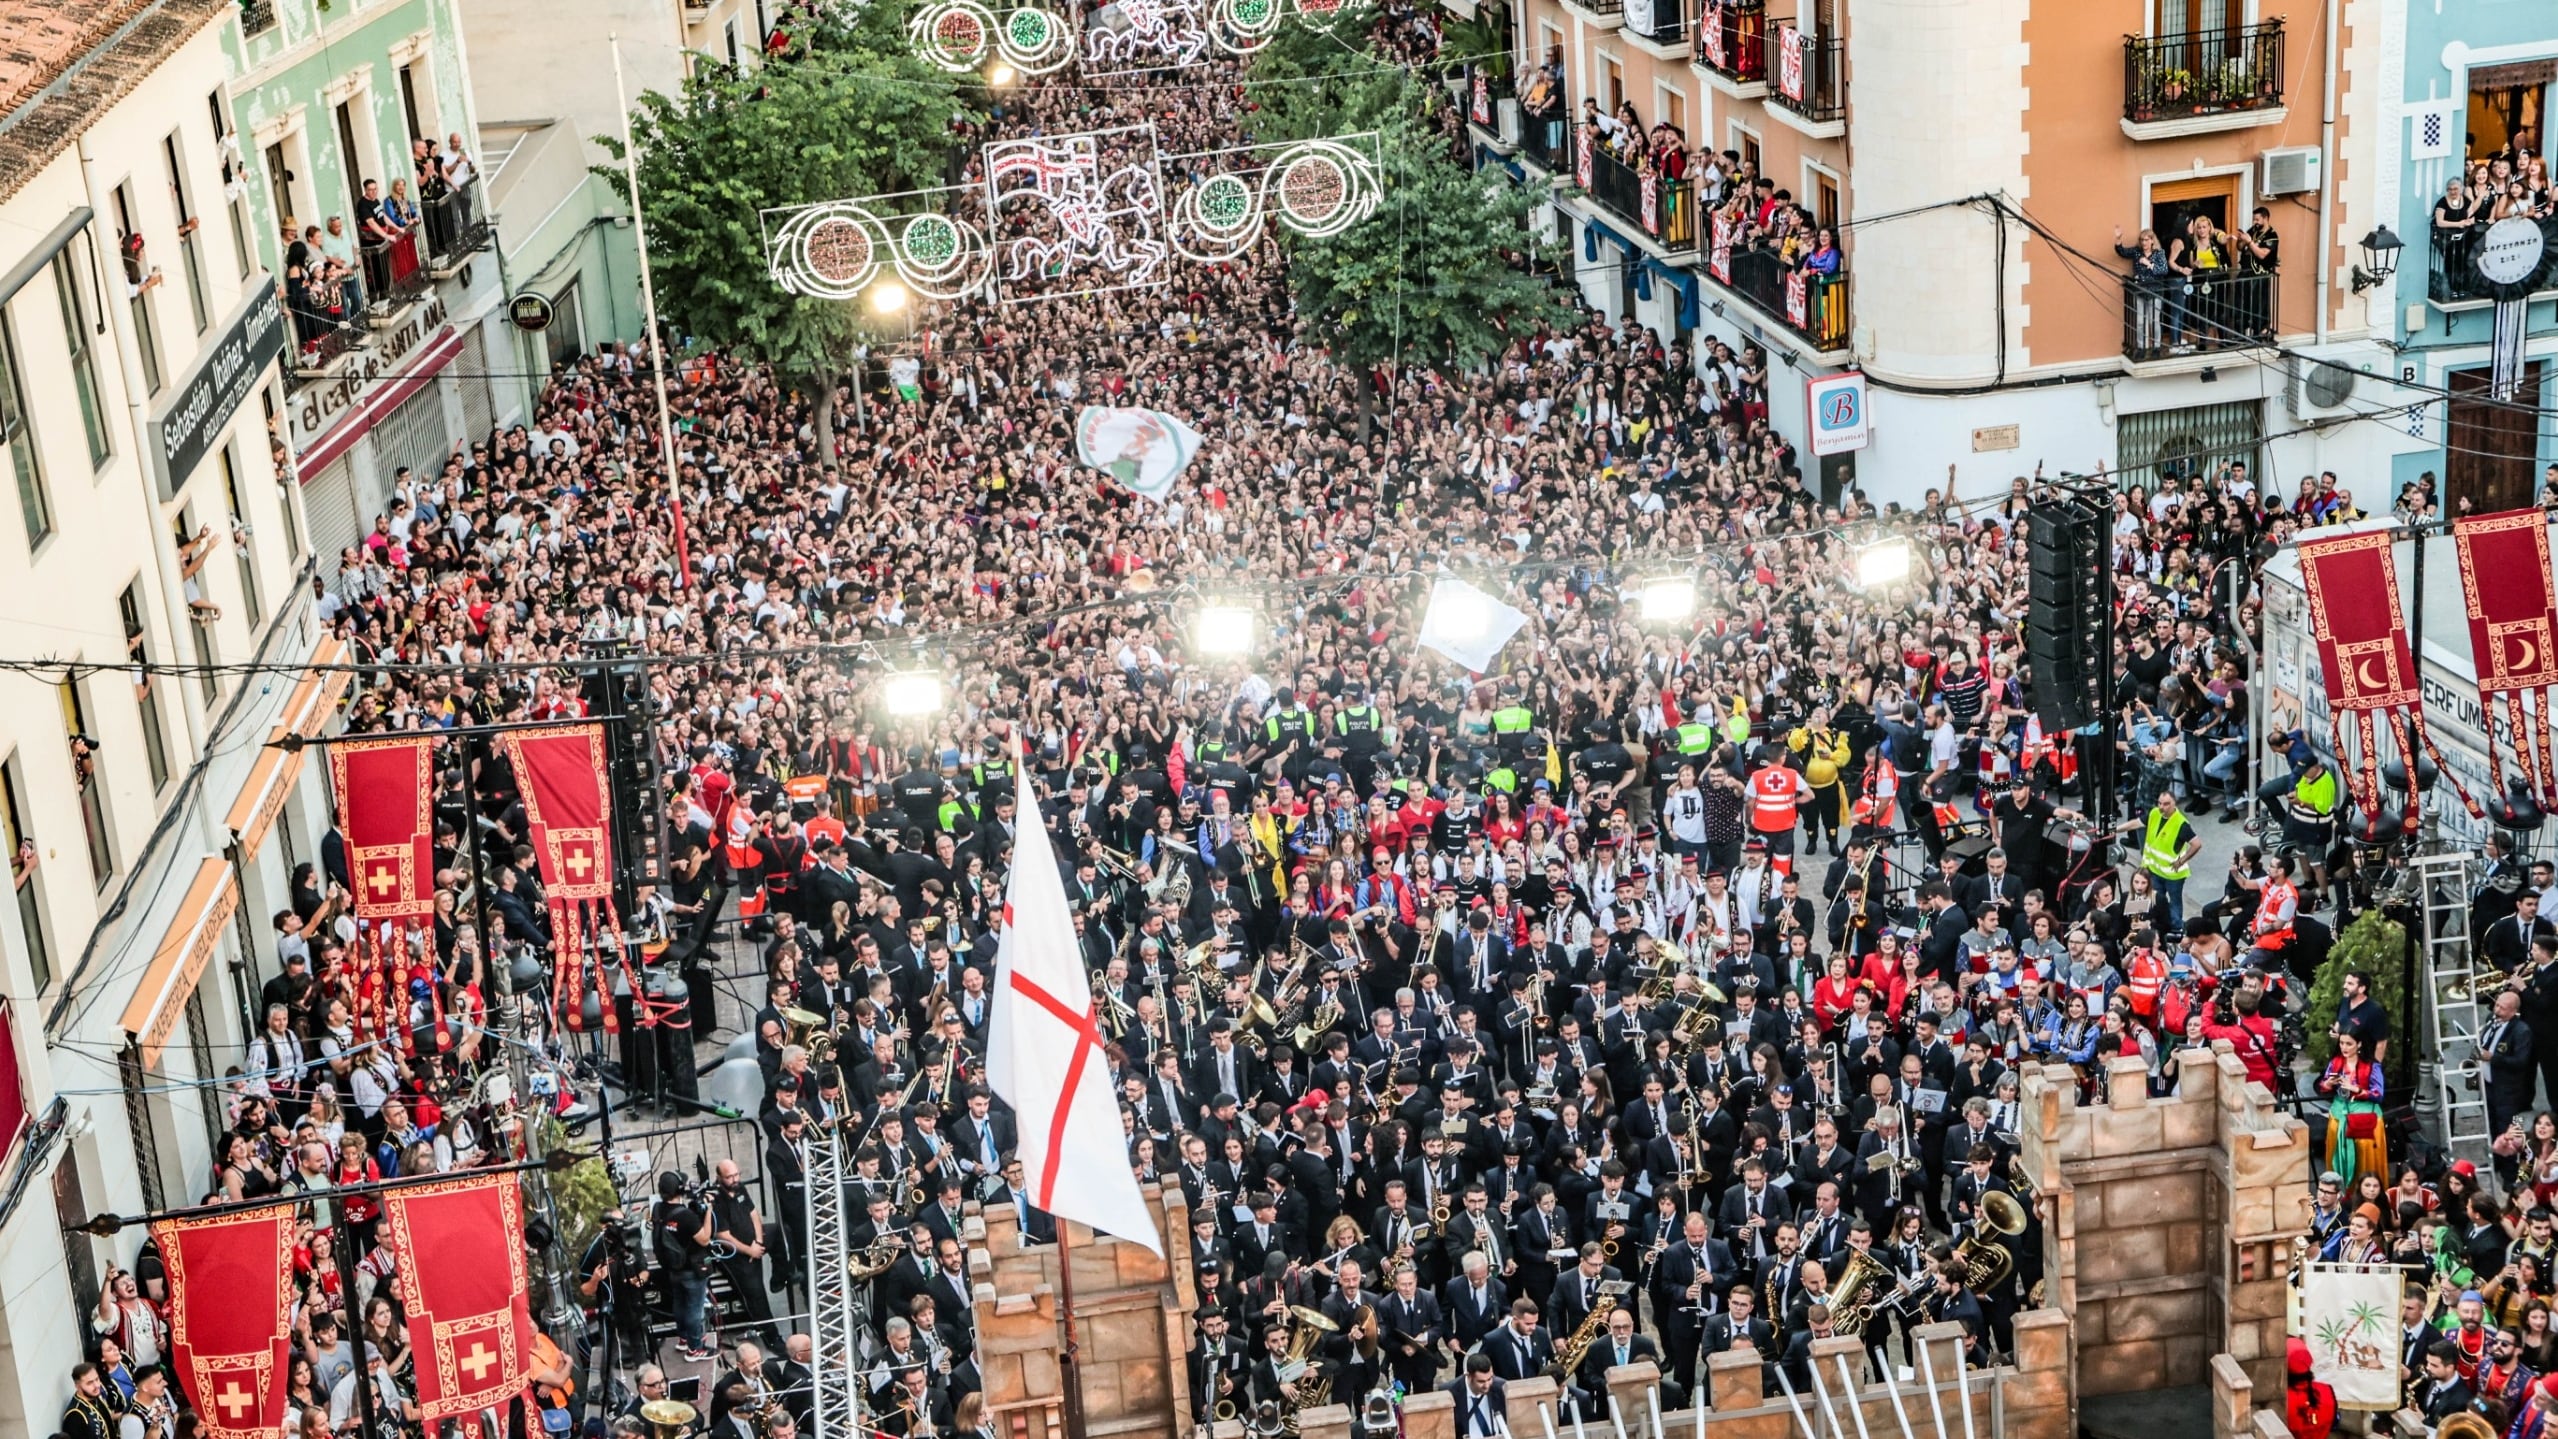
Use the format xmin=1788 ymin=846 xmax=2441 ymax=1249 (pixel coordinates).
xmin=1375 ymin=1262 xmax=1446 ymax=1393
xmin=1190 ymin=1307 xmax=1250 ymax=1421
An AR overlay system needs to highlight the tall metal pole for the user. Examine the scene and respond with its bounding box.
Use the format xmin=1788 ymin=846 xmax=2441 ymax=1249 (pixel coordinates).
xmin=609 ymin=34 xmax=693 ymax=591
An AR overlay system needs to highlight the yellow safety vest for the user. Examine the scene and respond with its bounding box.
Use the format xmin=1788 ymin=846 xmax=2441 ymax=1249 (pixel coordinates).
xmin=2142 ymin=809 xmax=2193 ymax=880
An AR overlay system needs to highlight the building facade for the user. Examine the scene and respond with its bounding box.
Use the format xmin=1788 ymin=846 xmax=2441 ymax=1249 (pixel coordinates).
xmin=223 ymin=0 xmax=526 ymax=563
xmin=1470 ymin=0 xmax=2400 ymax=508
xmin=2370 ymin=1 xmax=2558 ymax=511
xmin=0 ymin=0 xmax=349 ymax=1425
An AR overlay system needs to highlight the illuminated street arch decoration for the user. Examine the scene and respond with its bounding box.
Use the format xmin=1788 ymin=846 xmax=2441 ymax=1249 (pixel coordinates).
xmin=904 ymin=0 xmax=1362 ymax=76
xmin=763 ymin=189 xmax=993 ymax=302
xmin=1165 ymin=134 xmax=1382 ymax=263
xmin=765 ymin=127 xmax=1379 ymax=304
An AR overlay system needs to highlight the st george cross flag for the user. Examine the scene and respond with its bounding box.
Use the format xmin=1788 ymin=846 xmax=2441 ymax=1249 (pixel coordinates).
xmin=987 ymin=739 xmax=1163 ymax=1253
xmin=1075 ymin=405 xmax=1203 ymax=504
xmin=1416 ymin=576 xmax=1532 ymax=673
xmin=152 ymin=1207 xmax=295 ymax=1439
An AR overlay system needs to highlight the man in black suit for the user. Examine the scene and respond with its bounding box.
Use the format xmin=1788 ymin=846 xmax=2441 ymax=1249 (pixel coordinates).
xmin=1374 ymin=1263 xmax=1446 ymax=1395
xmin=1701 ymin=1281 xmax=1772 ymax=1364
xmin=1188 ymin=1307 xmax=1249 ymax=1422
xmin=1651 ymin=1210 xmax=1732 ymax=1395
xmin=1443 ymin=1251 xmax=1510 ymax=1352
xmin=1575 ymin=1307 xmax=1662 ymax=1414
xmin=2481 ymin=989 xmax=2539 ymax=1146
xmin=1443 ymin=1354 xmax=1511 ymax=1438
xmin=949 ymin=1089 xmax=1015 ymax=1199
xmin=1190 ymin=1021 xmax=1260 ymax=1114
xmin=1916 ymin=881 xmax=1967 ymax=986
xmin=998 ymin=1159 xmax=1058 ymax=1245
xmin=1482 ymin=1301 xmax=1555 ymax=1382
xmin=1233 ymin=1193 xmax=1299 ymax=1290
xmin=2413 ymin=1341 xmax=2475 ymax=1424
xmin=1717 ymin=1158 xmax=1795 ymax=1264
xmin=1544 ymin=1245 xmax=1622 ymax=1340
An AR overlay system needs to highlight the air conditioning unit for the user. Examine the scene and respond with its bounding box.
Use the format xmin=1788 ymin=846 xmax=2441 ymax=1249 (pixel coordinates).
xmin=2285 ymin=356 xmax=2364 ymax=421
xmin=2261 ymin=146 xmax=2322 ymax=197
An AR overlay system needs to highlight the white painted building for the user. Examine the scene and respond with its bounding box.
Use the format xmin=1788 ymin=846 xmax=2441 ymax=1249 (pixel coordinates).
xmin=0 ymin=0 xmax=350 ymax=1425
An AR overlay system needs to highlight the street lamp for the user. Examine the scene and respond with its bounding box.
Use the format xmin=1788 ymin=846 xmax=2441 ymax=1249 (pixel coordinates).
xmin=1635 ymin=573 xmax=1697 ymax=622
xmin=2350 ymin=225 xmax=2403 ymax=294
xmin=881 ymin=671 xmax=944 ymax=716
xmin=1194 ymin=604 xmax=1256 ymax=656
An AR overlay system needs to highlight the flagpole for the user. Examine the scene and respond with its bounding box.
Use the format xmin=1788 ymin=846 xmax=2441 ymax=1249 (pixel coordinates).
xmin=1010 ymin=721 xmax=1089 ymax=1437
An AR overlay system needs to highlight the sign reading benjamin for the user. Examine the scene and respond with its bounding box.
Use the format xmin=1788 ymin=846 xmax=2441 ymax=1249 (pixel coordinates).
xmin=1804 ymin=370 xmax=1869 ymax=456
xmin=149 ymin=281 xmax=286 ymax=496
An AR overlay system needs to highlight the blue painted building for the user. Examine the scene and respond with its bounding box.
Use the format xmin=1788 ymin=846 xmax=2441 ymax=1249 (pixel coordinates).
xmin=2376 ymin=10 xmax=2558 ymax=511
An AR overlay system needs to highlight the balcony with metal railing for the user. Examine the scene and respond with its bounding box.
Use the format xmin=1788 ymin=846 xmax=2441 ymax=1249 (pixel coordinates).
xmin=2118 ymin=270 xmax=2276 ymax=363
xmin=2121 ymin=21 xmax=2286 ymax=137
xmin=360 ymin=231 xmax=433 ymax=322
xmin=1621 ymin=0 xmax=1688 ymax=56
xmin=238 ymin=0 xmax=278 ymax=35
xmin=1520 ymin=86 xmax=1572 ymax=173
xmin=1766 ymin=25 xmax=1844 ymax=133
xmin=1574 ymin=125 xmax=1699 ymax=252
xmin=1693 ymin=0 xmax=1766 ymax=94
xmin=2430 ymin=214 xmax=2558 ymax=306
xmin=421 ymin=181 xmax=494 ymax=267
xmin=1703 ymin=219 xmax=1851 ymax=353
xmin=1561 ymin=0 xmax=1623 ymax=28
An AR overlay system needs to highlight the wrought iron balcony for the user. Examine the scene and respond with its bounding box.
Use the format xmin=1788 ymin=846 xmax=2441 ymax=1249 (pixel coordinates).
xmin=1695 ymin=0 xmax=1766 ymax=86
xmin=1623 ymin=0 xmax=1687 ymax=49
xmin=1767 ymin=25 xmax=1844 ymax=125
xmin=1574 ymin=125 xmax=1698 ymax=249
xmin=2430 ymin=213 xmax=2558 ymax=304
xmin=2119 ymin=270 xmax=2276 ymax=362
xmin=2123 ymin=21 xmax=2285 ymax=123
xmin=1705 ymin=222 xmax=1851 ymax=351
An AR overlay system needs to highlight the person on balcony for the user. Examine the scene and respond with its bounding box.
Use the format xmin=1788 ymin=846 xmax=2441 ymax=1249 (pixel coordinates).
xmin=1612 ymin=102 xmax=1644 ymax=159
xmin=358 ymin=180 xmax=404 ymax=244
xmin=415 ymin=138 xmax=455 ymax=256
xmin=2113 ymin=225 xmax=2173 ymax=356
xmin=2167 ymin=215 xmax=2229 ymax=351
xmin=1649 ymin=125 xmax=1689 ymax=181
xmin=2235 ymin=206 xmax=2279 ymax=340
xmin=383 ymin=178 xmax=419 ymax=234
xmin=318 ymin=215 xmax=367 ymax=316
xmin=1519 ymin=49 xmax=1564 ymax=153
xmin=1800 ymin=229 xmax=1841 ymax=279
xmin=2433 ymin=177 xmax=2481 ymax=297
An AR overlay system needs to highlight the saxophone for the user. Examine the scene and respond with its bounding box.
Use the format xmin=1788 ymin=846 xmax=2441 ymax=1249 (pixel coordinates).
xmin=1542 ymin=1295 xmax=1618 ymax=1381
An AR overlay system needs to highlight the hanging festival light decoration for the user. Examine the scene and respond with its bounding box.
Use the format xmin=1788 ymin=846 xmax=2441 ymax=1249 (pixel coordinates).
xmin=908 ymin=0 xmax=1077 ymax=75
xmin=904 ymin=0 xmax=1363 ymax=77
xmin=767 ymin=126 xmax=1379 ymax=305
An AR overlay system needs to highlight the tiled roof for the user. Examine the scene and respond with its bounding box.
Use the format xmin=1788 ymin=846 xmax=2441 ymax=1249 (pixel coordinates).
xmin=0 ymin=0 xmax=229 ymax=205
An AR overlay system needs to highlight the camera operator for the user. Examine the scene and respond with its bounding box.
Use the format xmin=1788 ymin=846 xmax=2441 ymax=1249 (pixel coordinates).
xmin=654 ymin=1171 xmax=718 ymax=1361
xmin=2200 ymin=977 xmax=2280 ymax=1091
xmin=578 ymin=1208 xmax=654 ymax=1367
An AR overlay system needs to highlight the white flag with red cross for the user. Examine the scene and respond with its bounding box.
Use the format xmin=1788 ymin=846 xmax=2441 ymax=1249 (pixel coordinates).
xmin=986 ymin=736 xmax=1164 ymax=1253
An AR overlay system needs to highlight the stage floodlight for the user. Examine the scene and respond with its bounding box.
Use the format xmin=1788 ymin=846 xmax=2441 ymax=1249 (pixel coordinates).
xmin=1856 ymin=538 xmax=1913 ymax=588
xmin=1636 ymin=574 xmax=1697 ymax=622
xmin=1195 ymin=605 xmax=1256 ymax=656
xmin=882 ymin=671 xmax=944 ymax=716
xmin=869 ymin=279 xmax=911 ymax=315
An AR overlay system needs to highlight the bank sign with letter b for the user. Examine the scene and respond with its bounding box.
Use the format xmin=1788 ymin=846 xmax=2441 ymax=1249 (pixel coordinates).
xmin=1806 ymin=371 xmax=1868 ymax=456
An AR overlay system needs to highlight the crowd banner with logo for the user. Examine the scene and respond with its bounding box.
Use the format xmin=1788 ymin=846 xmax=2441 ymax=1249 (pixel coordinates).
xmin=1700 ymin=2 xmax=1724 ymax=67
xmin=379 ymin=1174 xmax=538 ymax=1435
xmin=2295 ymin=530 xmax=2476 ymax=831
xmin=152 ymin=1207 xmax=295 ymax=1439
xmin=495 ymin=724 xmax=631 ymax=1032
xmin=328 ymin=735 xmax=442 ymax=1052
xmin=2300 ymin=1262 xmax=2404 ymax=1410
xmin=1074 ymin=404 xmax=1204 ymax=504
xmin=2453 ymin=509 xmax=2558 ymax=807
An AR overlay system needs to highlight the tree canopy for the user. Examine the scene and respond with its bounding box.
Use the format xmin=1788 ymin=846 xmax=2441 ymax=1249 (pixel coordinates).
xmin=1244 ymin=22 xmax=1567 ymax=373
xmin=599 ymin=5 xmax=976 ymax=443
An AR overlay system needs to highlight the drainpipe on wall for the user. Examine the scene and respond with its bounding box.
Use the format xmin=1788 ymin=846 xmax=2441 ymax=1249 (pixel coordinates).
xmin=76 ymin=134 xmax=215 ymax=749
xmin=2315 ymin=0 xmax=2340 ymax=344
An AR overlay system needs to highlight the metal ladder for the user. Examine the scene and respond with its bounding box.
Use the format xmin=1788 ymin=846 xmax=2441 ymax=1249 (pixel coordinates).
xmin=2416 ymin=850 xmax=2493 ymax=1158
xmin=802 ymin=1117 xmax=864 ymax=1439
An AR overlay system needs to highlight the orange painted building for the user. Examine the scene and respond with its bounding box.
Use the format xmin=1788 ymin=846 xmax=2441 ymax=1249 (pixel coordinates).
xmin=1466 ymin=0 xmax=2396 ymax=507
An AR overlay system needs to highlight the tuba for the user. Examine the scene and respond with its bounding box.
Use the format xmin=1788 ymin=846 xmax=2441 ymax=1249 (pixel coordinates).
xmin=1279 ymin=1305 xmax=1340 ymax=1430
xmin=1953 ymin=1190 xmax=2028 ymax=1291
xmin=782 ymin=1006 xmax=836 ymax=1064
xmin=1824 ymin=1245 xmax=1896 ymax=1333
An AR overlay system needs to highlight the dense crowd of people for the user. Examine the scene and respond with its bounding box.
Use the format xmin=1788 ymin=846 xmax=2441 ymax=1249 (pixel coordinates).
xmin=66 ymin=6 xmax=2550 ymax=1439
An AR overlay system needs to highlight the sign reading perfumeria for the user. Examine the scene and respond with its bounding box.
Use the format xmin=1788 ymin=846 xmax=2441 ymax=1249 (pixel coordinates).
xmin=149 ymin=280 xmax=287 ymax=496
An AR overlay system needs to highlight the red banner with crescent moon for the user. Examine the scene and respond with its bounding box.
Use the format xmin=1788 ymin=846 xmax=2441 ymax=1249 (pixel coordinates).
xmin=379 ymin=1174 xmax=537 ymax=1434
xmin=2297 ymin=529 xmax=2478 ymax=830
xmin=152 ymin=1206 xmax=294 ymax=1439
xmin=494 ymin=724 xmax=632 ymax=1031
xmin=327 ymin=734 xmax=441 ymax=1051
xmin=2455 ymin=509 xmax=2558 ymax=809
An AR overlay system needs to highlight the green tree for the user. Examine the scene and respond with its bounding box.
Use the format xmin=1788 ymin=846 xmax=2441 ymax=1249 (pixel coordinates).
xmin=1246 ymin=36 xmax=1567 ymax=403
xmin=599 ymin=5 xmax=975 ymax=458
xmin=2302 ymin=907 xmax=2412 ymax=1093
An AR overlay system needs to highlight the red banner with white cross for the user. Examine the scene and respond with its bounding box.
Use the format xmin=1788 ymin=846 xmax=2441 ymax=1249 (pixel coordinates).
xmin=379 ymin=1173 xmax=537 ymax=1432
xmin=152 ymin=1206 xmax=294 ymax=1439
xmin=494 ymin=724 xmax=632 ymax=1031
xmin=327 ymin=733 xmax=443 ymax=1051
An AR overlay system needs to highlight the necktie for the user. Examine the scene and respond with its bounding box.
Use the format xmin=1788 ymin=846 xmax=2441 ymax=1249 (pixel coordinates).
xmin=1615 ymin=1342 xmax=1628 ymax=1367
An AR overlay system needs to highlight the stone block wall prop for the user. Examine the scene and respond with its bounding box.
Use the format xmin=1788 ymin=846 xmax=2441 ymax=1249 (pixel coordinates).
xmin=2013 ymin=1042 xmax=2310 ymax=1398
xmin=971 ymin=1181 xmax=1199 ymax=1439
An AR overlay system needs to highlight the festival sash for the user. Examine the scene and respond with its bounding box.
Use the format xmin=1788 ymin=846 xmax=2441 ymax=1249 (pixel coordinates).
xmin=495 ymin=724 xmax=632 ymax=1031
xmin=2453 ymin=509 xmax=2558 ymax=809
xmin=2295 ymin=529 xmax=2477 ymax=830
xmin=328 ymin=734 xmax=443 ymax=1052
xmin=152 ymin=1207 xmax=294 ymax=1439
xmin=378 ymin=1174 xmax=538 ymax=1435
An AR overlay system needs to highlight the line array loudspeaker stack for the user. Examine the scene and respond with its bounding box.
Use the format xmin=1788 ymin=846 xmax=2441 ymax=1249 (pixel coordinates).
xmin=2025 ymin=497 xmax=2109 ymax=732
